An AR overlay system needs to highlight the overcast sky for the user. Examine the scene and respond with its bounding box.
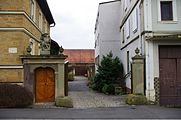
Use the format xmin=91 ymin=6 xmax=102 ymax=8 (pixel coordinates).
xmin=47 ymin=0 xmax=109 ymax=49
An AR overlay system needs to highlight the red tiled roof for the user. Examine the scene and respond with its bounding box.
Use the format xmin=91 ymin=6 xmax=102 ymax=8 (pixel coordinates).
xmin=64 ymin=49 xmax=95 ymax=63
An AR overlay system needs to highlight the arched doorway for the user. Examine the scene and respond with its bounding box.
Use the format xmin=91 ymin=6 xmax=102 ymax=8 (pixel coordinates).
xmin=35 ymin=67 xmax=55 ymax=103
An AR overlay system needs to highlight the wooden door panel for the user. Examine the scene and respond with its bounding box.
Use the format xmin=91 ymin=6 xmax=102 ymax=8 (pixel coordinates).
xmin=159 ymin=59 xmax=177 ymax=105
xmin=36 ymin=86 xmax=46 ymax=102
xmin=46 ymin=68 xmax=55 ymax=101
xmin=176 ymin=59 xmax=181 ymax=106
xmin=159 ymin=46 xmax=181 ymax=106
xmin=35 ymin=68 xmax=55 ymax=102
xmin=159 ymin=59 xmax=176 ymax=95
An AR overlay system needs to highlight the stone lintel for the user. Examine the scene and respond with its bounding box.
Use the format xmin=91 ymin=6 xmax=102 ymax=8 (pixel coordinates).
xmin=20 ymin=55 xmax=68 ymax=64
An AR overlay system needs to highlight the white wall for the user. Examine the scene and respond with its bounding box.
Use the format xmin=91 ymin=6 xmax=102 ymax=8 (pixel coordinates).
xmin=151 ymin=0 xmax=181 ymax=32
xmin=120 ymin=0 xmax=142 ymax=90
xmin=95 ymin=1 xmax=122 ymax=65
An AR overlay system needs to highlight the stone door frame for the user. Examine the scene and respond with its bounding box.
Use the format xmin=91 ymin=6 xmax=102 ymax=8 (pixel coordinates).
xmin=21 ymin=55 xmax=67 ymax=103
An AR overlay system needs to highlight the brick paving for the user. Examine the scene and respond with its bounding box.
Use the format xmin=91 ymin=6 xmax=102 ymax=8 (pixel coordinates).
xmin=68 ymin=76 xmax=126 ymax=108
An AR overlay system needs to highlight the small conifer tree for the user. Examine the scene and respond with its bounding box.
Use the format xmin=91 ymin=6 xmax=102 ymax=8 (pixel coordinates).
xmin=91 ymin=52 xmax=124 ymax=94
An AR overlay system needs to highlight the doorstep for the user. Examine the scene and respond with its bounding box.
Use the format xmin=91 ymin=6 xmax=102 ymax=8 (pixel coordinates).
xmin=31 ymin=102 xmax=58 ymax=109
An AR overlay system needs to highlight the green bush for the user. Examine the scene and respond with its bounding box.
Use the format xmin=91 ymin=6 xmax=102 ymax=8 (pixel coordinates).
xmin=115 ymin=86 xmax=124 ymax=95
xmin=102 ymin=84 xmax=115 ymax=95
xmin=55 ymin=96 xmax=73 ymax=108
xmin=0 ymin=84 xmax=33 ymax=108
xmin=68 ymin=72 xmax=74 ymax=81
xmin=126 ymin=94 xmax=147 ymax=105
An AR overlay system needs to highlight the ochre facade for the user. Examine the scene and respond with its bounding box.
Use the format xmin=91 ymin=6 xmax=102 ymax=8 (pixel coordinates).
xmin=0 ymin=0 xmax=53 ymax=83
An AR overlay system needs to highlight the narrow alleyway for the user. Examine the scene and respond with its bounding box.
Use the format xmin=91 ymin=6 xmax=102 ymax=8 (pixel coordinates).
xmin=68 ymin=76 xmax=126 ymax=108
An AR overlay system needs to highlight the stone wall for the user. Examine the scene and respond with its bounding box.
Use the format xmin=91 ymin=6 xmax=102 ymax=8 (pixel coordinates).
xmin=0 ymin=68 xmax=23 ymax=82
xmin=0 ymin=32 xmax=28 ymax=65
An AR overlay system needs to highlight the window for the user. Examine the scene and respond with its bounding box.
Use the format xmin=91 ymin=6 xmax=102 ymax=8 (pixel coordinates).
xmin=127 ymin=51 xmax=130 ymax=73
xmin=161 ymin=1 xmax=173 ymax=20
xmin=122 ymin=28 xmax=125 ymax=43
xmin=30 ymin=0 xmax=36 ymax=21
xmin=132 ymin=8 xmax=138 ymax=32
xmin=158 ymin=0 xmax=177 ymax=21
xmin=39 ymin=11 xmax=43 ymax=30
xmin=126 ymin=19 xmax=130 ymax=39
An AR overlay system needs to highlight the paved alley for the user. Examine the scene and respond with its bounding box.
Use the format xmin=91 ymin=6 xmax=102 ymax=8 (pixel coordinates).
xmin=68 ymin=76 xmax=126 ymax=108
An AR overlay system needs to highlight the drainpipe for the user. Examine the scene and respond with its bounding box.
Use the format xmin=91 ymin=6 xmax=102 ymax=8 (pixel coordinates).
xmin=50 ymin=22 xmax=56 ymax=27
xmin=139 ymin=0 xmax=144 ymax=55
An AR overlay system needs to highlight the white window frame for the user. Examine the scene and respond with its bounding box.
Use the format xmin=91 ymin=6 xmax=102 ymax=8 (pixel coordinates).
xmin=132 ymin=8 xmax=138 ymax=33
xmin=30 ymin=0 xmax=36 ymax=22
xmin=126 ymin=19 xmax=130 ymax=39
xmin=158 ymin=0 xmax=177 ymax=22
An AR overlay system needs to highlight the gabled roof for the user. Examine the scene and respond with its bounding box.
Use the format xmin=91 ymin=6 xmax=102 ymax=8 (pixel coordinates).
xmin=64 ymin=49 xmax=95 ymax=64
xmin=36 ymin=0 xmax=55 ymax=25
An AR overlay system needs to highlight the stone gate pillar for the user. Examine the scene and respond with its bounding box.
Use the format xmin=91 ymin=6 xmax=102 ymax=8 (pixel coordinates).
xmin=131 ymin=48 xmax=145 ymax=94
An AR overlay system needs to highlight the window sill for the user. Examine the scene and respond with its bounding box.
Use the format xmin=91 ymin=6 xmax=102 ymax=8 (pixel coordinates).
xmin=158 ymin=21 xmax=178 ymax=24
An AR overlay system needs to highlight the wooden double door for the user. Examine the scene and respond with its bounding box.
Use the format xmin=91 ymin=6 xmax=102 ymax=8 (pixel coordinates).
xmin=159 ymin=46 xmax=181 ymax=106
xmin=35 ymin=67 xmax=55 ymax=103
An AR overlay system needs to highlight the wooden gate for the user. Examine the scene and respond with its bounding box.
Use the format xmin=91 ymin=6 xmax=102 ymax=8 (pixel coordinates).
xmin=159 ymin=46 xmax=181 ymax=106
xmin=35 ymin=67 xmax=55 ymax=103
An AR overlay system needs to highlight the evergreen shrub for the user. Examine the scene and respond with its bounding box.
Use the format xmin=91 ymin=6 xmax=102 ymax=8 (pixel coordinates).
xmin=90 ymin=52 xmax=124 ymax=94
xmin=102 ymin=84 xmax=115 ymax=94
xmin=0 ymin=84 xmax=33 ymax=108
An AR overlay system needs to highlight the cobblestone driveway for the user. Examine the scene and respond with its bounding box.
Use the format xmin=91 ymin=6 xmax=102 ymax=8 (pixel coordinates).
xmin=68 ymin=76 xmax=126 ymax=108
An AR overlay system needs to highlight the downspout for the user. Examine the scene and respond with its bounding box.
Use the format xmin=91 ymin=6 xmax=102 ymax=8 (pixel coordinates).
xmin=50 ymin=22 xmax=56 ymax=27
xmin=139 ymin=0 xmax=144 ymax=55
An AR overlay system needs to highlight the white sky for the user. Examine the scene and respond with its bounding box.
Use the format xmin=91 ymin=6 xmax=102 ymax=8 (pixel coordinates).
xmin=47 ymin=0 xmax=110 ymax=49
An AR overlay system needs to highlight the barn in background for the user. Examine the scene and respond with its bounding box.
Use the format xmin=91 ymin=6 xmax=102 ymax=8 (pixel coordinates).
xmin=64 ymin=49 xmax=95 ymax=78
